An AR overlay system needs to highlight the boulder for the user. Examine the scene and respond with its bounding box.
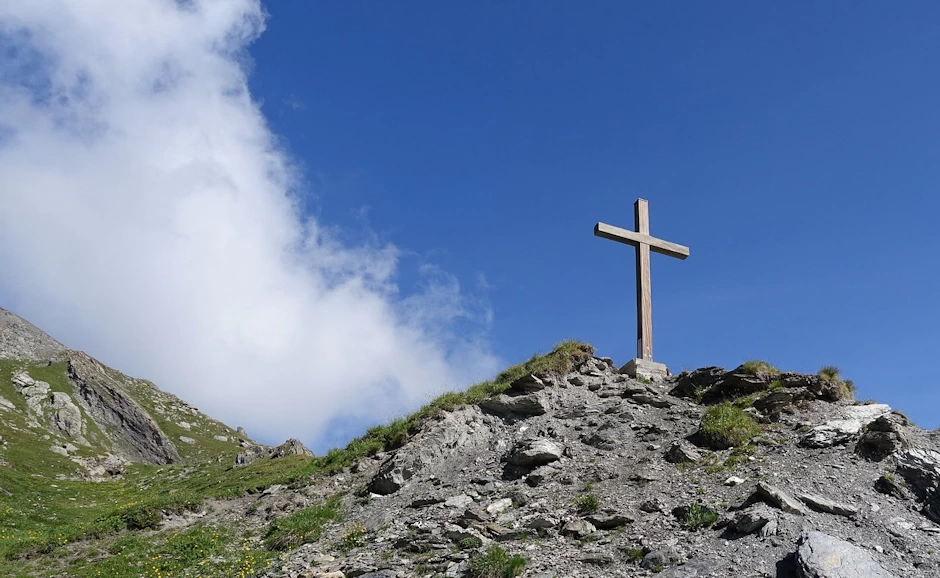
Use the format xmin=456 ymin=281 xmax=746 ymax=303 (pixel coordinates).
xmin=665 ymin=441 xmax=702 ymax=464
xmin=795 ymin=531 xmax=895 ymax=578
xmin=506 ymin=439 xmax=564 ymax=468
xmin=800 ymin=420 xmax=862 ymax=448
xmin=670 ymin=366 xmax=724 ymax=398
xmin=856 ymin=414 xmax=910 ymax=461
xmin=48 ymin=392 xmax=86 ymax=441
xmin=754 ymin=482 xmax=806 ymax=515
xmin=729 ymin=503 xmax=777 ymax=536
xmin=797 ymin=493 xmax=858 ymax=517
xmin=479 ymin=393 xmax=549 ymax=416
xmin=560 ymin=518 xmax=595 ymax=538
xmin=509 ymin=373 xmax=552 ymax=393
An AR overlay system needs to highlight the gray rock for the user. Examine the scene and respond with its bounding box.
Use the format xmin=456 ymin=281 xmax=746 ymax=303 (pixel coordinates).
xmin=270 ymin=438 xmax=314 ymax=458
xmin=509 ymin=373 xmax=552 ymax=393
xmin=0 ymin=396 xmax=15 ymax=411
xmin=584 ymin=512 xmax=634 ymax=529
xmin=755 ymin=481 xmax=807 ymax=515
xmin=444 ymin=494 xmax=474 ymax=508
xmin=874 ymin=474 xmax=911 ymax=500
xmin=235 ymin=444 xmax=268 ymax=466
xmin=0 ymin=307 xmax=66 ymax=360
xmin=895 ymin=447 xmax=940 ymax=523
xmin=800 ymin=420 xmax=862 ymax=448
xmin=368 ymin=408 xmax=483 ymax=495
xmin=856 ymin=414 xmax=910 ymax=461
xmin=795 ymin=531 xmax=895 ymax=578
xmin=730 ymin=503 xmax=777 ymax=534
xmin=560 ymin=518 xmax=595 ymax=538
xmin=48 ymin=392 xmax=85 ymax=441
xmin=641 ymin=548 xmax=680 ymax=570
xmin=506 ymin=438 xmax=564 ymax=467
xmin=665 ymin=440 xmax=702 ymax=464
xmin=627 ymin=393 xmax=674 ymax=408
xmin=479 ymin=393 xmax=549 ymax=416
xmin=178 ymin=436 xmax=196 ymax=444
xmin=797 ymin=493 xmax=858 ymax=517
xmin=485 ymin=497 xmax=512 ymax=515
xmin=658 ymin=558 xmax=722 ymax=578
xmin=66 ymin=353 xmax=180 ymax=464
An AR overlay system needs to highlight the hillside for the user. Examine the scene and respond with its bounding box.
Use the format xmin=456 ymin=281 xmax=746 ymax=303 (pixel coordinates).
xmin=0 ymin=308 xmax=939 ymax=577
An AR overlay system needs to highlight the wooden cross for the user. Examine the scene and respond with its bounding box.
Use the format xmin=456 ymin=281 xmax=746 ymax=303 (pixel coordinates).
xmin=594 ymin=199 xmax=689 ymax=362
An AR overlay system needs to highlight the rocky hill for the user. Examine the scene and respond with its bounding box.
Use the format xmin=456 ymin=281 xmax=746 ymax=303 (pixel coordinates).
xmin=1 ymin=309 xmax=939 ymax=578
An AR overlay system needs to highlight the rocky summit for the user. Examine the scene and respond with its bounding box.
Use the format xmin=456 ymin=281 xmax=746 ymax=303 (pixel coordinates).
xmin=1 ymin=309 xmax=939 ymax=577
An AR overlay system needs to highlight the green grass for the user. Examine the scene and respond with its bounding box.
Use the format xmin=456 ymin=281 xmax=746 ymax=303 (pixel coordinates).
xmin=817 ymin=365 xmax=855 ymax=400
xmin=698 ymin=404 xmax=761 ymax=450
xmin=0 ymin=342 xmax=594 ymax=576
xmin=574 ymin=492 xmax=601 ymax=514
xmin=263 ymin=495 xmax=343 ymax=552
xmin=622 ymin=546 xmax=646 ymax=564
xmin=467 ymin=545 xmax=527 ymax=578
xmin=740 ymin=360 xmax=779 ymax=376
xmin=674 ymin=503 xmax=718 ymax=530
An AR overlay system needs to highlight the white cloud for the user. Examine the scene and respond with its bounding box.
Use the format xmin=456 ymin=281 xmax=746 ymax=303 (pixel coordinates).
xmin=0 ymin=0 xmax=499 ymax=450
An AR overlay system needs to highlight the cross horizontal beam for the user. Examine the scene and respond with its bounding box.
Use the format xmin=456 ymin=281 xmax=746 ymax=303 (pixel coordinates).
xmin=593 ymin=222 xmax=690 ymax=260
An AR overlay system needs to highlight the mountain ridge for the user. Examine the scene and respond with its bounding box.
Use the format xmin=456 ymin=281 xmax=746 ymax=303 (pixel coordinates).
xmin=1 ymin=308 xmax=939 ymax=578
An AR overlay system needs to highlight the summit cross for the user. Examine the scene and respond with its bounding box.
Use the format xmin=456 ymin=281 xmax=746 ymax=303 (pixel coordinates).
xmin=594 ymin=199 xmax=690 ymax=380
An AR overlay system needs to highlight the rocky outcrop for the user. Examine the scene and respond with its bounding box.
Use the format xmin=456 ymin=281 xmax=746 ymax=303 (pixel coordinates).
xmin=48 ymin=391 xmax=86 ymax=442
xmin=856 ymin=413 xmax=910 ymax=461
xmin=895 ymin=448 xmax=940 ymax=523
xmin=0 ymin=307 xmax=66 ymax=361
xmin=66 ymin=352 xmax=180 ymax=464
xmin=796 ymin=531 xmax=895 ymax=577
xmin=368 ymin=407 xmax=489 ymax=495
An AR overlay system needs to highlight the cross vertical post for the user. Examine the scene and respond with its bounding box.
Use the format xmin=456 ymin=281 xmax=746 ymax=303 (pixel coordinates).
xmin=635 ymin=199 xmax=653 ymax=360
xmin=594 ymin=198 xmax=689 ymax=380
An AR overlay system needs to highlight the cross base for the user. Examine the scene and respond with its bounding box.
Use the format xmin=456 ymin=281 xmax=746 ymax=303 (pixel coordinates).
xmin=620 ymin=358 xmax=670 ymax=382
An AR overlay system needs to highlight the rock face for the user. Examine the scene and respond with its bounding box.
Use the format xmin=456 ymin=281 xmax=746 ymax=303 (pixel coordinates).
xmin=66 ymin=353 xmax=180 ymax=464
xmin=368 ymin=407 xmax=489 ymax=495
xmin=796 ymin=531 xmax=895 ymax=578
xmin=895 ymin=448 xmax=940 ymax=523
xmin=0 ymin=306 xmax=66 ymax=361
xmin=48 ymin=391 xmax=87 ymax=442
xmin=856 ymin=413 xmax=910 ymax=461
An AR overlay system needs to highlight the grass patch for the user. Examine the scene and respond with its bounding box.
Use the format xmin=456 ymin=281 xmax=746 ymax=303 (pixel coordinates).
xmin=740 ymin=360 xmax=779 ymax=376
xmin=574 ymin=492 xmax=601 ymax=514
xmin=818 ymin=365 xmax=855 ymax=400
xmin=467 ymin=545 xmax=527 ymax=578
xmin=263 ymin=495 xmax=343 ymax=551
xmin=622 ymin=546 xmax=646 ymax=564
xmin=674 ymin=503 xmax=718 ymax=530
xmin=698 ymin=404 xmax=761 ymax=450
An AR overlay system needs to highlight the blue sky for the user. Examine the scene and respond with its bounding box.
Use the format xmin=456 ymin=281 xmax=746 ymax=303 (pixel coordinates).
xmin=250 ymin=3 xmax=940 ymax=428
xmin=1 ymin=1 xmax=937 ymax=452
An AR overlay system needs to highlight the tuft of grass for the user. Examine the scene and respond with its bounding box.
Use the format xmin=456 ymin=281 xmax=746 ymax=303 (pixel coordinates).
xmin=740 ymin=360 xmax=779 ymax=376
xmin=574 ymin=492 xmax=601 ymax=514
xmin=674 ymin=503 xmax=718 ymax=530
xmin=622 ymin=546 xmax=646 ymax=564
xmin=817 ymin=365 xmax=855 ymax=400
xmin=337 ymin=522 xmax=367 ymax=553
xmin=698 ymin=404 xmax=761 ymax=450
xmin=458 ymin=536 xmax=484 ymax=550
xmin=468 ymin=545 xmax=527 ymax=578
xmin=263 ymin=495 xmax=343 ymax=551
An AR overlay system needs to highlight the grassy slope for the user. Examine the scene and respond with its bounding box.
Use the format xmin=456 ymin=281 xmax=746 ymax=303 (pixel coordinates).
xmin=0 ymin=341 xmax=593 ymax=577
